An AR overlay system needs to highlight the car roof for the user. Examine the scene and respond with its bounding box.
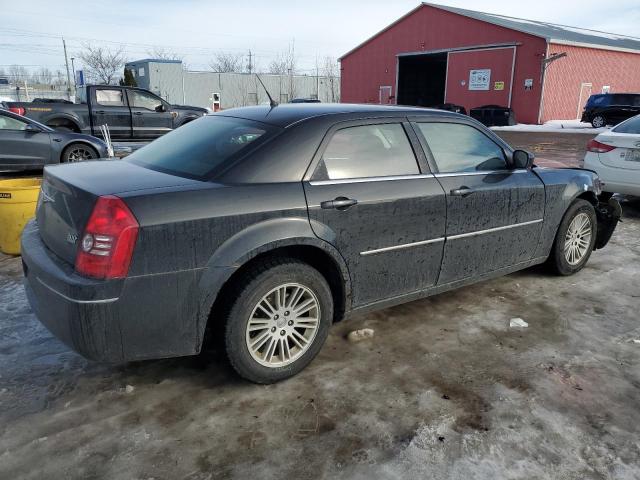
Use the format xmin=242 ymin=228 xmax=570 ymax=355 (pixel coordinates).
xmin=0 ymin=108 xmax=54 ymax=131
xmin=212 ymin=103 xmax=456 ymax=128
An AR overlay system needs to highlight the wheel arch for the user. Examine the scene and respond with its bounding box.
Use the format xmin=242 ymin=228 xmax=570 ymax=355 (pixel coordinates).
xmin=45 ymin=114 xmax=82 ymax=132
xmin=194 ymin=218 xmax=352 ymax=351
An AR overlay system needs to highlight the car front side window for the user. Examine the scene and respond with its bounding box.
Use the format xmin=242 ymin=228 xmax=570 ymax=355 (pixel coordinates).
xmin=0 ymin=115 xmax=28 ymax=131
xmin=417 ymin=122 xmax=508 ymax=173
xmin=129 ymin=90 xmax=163 ymax=111
xmin=314 ymin=123 xmax=420 ymax=181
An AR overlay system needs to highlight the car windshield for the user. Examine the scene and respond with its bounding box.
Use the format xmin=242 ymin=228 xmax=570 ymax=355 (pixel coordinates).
xmin=612 ymin=115 xmax=640 ymax=134
xmin=125 ymin=115 xmax=279 ymax=180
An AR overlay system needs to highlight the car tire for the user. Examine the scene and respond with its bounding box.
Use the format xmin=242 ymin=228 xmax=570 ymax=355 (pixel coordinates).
xmin=591 ymin=115 xmax=606 ymax=128
xmin=548 ymin=199 xmax=597 ymax=276
xmin=224 ymin=257 xmax=333 ymax=384
xmin=61 ymin=143 xmax=98 ymax=163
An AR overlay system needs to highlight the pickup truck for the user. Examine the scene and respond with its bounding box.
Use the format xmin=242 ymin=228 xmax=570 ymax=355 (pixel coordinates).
xmin=5 ymin=85 xmax=207 ymax=141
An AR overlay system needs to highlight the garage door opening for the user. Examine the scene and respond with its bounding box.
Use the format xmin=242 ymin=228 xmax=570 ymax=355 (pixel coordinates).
xmin=397 ymin=53 xmax=447 ymax=107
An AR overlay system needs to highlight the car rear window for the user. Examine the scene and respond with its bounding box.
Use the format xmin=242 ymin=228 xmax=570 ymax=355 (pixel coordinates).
xmin=612 ymin=115 xmax=640 ymax=134
xmin=125 ymin=115 xmax=279 ymax=180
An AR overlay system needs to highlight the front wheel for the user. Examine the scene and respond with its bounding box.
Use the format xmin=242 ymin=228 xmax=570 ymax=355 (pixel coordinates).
xmin=548 ymin=199 xmax=597 ymax=275
xmin=61 ymin=143 xmax=98 ymax=163
xmin=224 ymin=258 xmax=333 ymax=384
xmin=591 ymin=115 xmax=606 ymax=128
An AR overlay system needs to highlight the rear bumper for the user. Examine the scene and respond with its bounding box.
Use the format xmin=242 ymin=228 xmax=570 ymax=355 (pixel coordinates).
xmin=21 ymin=220 xmax=206 ymax=362
xmin=584 ymin=153 xmax=640 ymax=196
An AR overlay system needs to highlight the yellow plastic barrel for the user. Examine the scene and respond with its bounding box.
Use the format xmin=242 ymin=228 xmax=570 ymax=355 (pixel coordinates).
xmin=0 ymin=178 xmax=42 ymax=255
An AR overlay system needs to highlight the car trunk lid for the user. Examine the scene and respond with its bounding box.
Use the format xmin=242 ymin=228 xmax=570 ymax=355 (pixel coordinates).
xmin=36 ymin=160 xmax=203 ymax=265
xmin=596 ymin=132 xmax=640 ymax=170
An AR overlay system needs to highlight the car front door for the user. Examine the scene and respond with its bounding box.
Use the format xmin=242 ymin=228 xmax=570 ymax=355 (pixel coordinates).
xmin=413 ymin=120 xmax=545 ymax=285
xmin=127 ymin=89 xmax=173 ymax=139
xmin=303 ymin=119 xmax=447 ymax=307
xmin=91 ymin=87 xmax=131 ymax=140
xmin=0 ymin=113 xmax=51 ymax=168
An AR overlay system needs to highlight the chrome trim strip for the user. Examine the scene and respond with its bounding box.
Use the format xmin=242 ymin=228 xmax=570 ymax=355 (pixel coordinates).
xmin=434 ymin=169 xmax=529 ymax=178
xmin=360 ymin=237 xmax=445 ymax=256
xmin=36 ymin=276 xmax=119 ymax=304
xmin=309 ymin=173 xmax=434 ymax=186
xmin=447 ymin=219 xmax=543 ymax=240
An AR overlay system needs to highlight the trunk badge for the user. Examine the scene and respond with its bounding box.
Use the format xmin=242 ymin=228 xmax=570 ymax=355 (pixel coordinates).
xmin=66 ymin=232 xmax=78 ymax=244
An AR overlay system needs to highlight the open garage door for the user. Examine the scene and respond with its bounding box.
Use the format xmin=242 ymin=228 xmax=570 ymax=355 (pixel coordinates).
xmin=445 ymin=46 xmax=515 ymax=112
xmin=397 ymin=53 xmax=447 ymax=107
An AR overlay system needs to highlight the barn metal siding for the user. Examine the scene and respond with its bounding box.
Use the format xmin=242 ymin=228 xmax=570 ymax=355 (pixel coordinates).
xmin=340 ymin=4 xmax=546 ymax=124
xmin=541 ymin=43 xmax=640 ymax=122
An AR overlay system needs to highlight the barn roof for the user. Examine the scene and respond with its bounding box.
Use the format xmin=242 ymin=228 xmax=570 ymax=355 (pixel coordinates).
xmin=341 ymin=3 xmax=640 ymax=60
xmin=428 ymin=3 xmax=640 ymax=53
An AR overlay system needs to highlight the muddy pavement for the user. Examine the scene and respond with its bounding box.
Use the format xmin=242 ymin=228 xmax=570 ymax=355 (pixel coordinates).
xmin=1 ymin=204 xmax=639 ymax=478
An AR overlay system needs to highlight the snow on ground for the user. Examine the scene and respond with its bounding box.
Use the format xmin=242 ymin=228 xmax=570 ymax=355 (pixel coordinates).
xmin=492 ymin=120 xmax=609 ymax=134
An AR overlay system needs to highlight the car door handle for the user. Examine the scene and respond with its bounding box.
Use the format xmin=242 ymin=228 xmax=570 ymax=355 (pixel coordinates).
xmin=450 ymin=186 xmax=475 ymax=197
xmin=133 ymin=111 xmax=143 ymax=116
xmin=94 ymin=110 xmax=105 ymax=114
xmin=320 ymin=197 xmax=358 ymax=210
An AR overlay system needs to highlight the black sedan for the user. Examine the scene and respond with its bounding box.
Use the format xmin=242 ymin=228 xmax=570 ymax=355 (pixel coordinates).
xmin=0 ymin=108 xmax=109 ymax=171
xmin=21 ymin=104 xmax=621 ymax=383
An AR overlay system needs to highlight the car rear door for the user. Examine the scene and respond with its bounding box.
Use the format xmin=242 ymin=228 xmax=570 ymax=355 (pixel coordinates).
xmin=91 ymin=87 xmax=131 ymax=139
xmin=0 ymin=113 xmax=51 ymax=168
xmin=412 ymin=119 xmax=545 ymax=285
xmin=303 ymin=118 xmax=446 ymax=308
xmin=127 ymin=89 xmax=173 ymax=139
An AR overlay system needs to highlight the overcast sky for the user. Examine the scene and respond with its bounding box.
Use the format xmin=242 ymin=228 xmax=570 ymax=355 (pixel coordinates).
xmin=1 ymin=0 xmax=639 ymax=74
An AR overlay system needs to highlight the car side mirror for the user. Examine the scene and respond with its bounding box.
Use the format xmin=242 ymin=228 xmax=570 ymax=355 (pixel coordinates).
xmin=24 ymin=123 xmax=40 ymax=133
xmin=512 ymin=149 xmax=535 ymax=169
xmin=155 ymin=104 xmax=167 ymax=113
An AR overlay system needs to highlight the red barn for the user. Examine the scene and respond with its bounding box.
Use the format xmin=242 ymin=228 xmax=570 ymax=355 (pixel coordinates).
xmin=340 ymin=3 xmax=640 ymax=124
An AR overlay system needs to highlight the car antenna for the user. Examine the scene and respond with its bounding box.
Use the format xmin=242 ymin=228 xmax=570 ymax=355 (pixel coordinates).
xmin=255 ymin=74 xmax=278 ymax=108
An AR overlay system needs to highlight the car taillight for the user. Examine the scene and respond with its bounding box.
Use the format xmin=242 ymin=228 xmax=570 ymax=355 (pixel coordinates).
xmin=9 ymin=107 xmax=25 ymax=116
xmin=586 ymin=139 xmax=615 ymax=153
xmin=75 ymin=195 xmax=139 ymax=279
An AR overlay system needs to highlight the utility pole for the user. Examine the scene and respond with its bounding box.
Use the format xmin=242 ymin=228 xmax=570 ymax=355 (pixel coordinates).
xmin=70 ymin=57 xmax=77 ymax=89
xmin=248 ymin=50 xmax=252 ymax=74
xmin=62 ymin=37 xmax=72 ymax=100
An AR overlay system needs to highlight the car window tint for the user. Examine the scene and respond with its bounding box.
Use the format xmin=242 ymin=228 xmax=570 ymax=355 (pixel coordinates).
xmin=613 ymin=115 xmax=640 ymax=134
xmin=317 ymin=124 xmax=419 ymax=180
xmin=591 ymin=96 xmax=606 ymax=106
xmin=129 ymin=90 xmax=163 ymax=110
xmin=125 ymin=115 xmax=276 ymax=179
xmin=418 ymin=123 xmax=507 ymax=173
xmin=96 ymin=89 xmax=125 ymax=107
xmin=0 ymin=115 xmax=27 ymax=130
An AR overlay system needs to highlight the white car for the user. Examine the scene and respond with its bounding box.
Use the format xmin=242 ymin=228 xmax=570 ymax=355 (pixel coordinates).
xmin=584 ymin=115 xmax=640 ymax=197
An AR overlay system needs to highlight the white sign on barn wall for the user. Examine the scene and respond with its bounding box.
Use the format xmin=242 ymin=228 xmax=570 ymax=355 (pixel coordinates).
xmin=469 ymin=69 xmax=491 ymax=91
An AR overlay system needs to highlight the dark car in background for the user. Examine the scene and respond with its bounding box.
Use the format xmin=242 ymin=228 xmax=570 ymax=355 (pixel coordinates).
xmin=5 ymin=85 xmax=207 ymax=140
xmin=581 ymin=93 xmax=640 ymax=128
xmin=0 ymin=108 xmax=109 ymax=171
xmin=21 ymin=104 xmax=620 ymax=384
xmin=470 ymin=104 xmax=516 ymax=127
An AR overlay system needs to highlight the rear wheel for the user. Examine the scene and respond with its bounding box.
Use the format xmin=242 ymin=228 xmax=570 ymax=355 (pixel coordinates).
xmin=61 ymin=143 xmax=98 ymax=163
xmin=591 ymin=115 xmax=606 ymax=128
xmin=548 ymin=199 xmax=597 ymax=275
xmin=224 ymin=258 xmax=333 ymax=384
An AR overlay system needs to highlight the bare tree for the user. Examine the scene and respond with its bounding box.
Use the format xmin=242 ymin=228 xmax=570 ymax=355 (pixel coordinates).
xmin=209 ymin=52 xmax=244 ymax=73
xmin=78 ymin=44 xmax=127 ymax=85
xmin=31 ymin=67 xmax=54 ymax=86
xmin=268 ymin=42 xmax=297 ymax=76
xmin=146 ymin=47 xmax=187 ymax=68
xmin=8 ymin=65 xmax=30 ymax=84
xmin=322 ymin=56 xmax=339 ymax=102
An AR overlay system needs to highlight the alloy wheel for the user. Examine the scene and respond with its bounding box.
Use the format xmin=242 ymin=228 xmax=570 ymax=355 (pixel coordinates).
xmin=564 ymin=212 xmax=592 ymax=265
xmin=245 ymin=283 xmax=320 ymax=368
xmin=67 ymin=147 xmax=94 ymax=162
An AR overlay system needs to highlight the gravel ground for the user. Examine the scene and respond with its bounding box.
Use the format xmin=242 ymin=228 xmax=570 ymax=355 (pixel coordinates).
xmin=0 ymin=132 xmax=639 ymax=479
